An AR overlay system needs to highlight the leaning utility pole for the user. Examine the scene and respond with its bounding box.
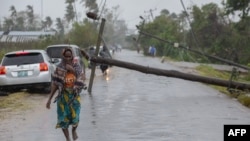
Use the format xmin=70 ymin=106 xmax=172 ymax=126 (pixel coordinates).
xmin=144 ymin=8 xmax=157 ymax=21
xmin=86 ymin=12 xmax=106 ymax=93
xmin=135 ymin=16 xmax=145 ymax=52
xmin=88 ymin=18 xmax=106 ymax=93
xmin=139 ymin=30 xmax=250 ymax=71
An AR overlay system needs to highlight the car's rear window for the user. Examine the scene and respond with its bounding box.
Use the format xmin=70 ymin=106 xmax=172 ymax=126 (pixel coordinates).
xmin=2 ymin=53 xmax=44 ymax=66
xmin=46 ymin=47 xmax=65 ymax=58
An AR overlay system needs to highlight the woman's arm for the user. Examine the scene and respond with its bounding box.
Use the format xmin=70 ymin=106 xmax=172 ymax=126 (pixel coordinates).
xmin=80 ymin=49 xmax=90 ymax=60
xmin=66 ymin=63 xmax=76 ymax=74
xmin=46 ymin=82 xmax=58 ymax=109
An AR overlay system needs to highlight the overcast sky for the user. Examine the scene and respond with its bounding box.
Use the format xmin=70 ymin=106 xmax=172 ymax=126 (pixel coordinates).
xmin=0 ymin=0 xmax=223 ymax=29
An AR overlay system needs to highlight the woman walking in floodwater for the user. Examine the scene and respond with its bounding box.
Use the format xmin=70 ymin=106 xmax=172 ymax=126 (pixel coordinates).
xmin=46 ymin=47 xmax=85 ymax=141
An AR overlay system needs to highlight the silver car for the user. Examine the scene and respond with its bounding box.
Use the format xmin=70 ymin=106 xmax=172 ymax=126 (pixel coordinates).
xmin=0 ymin=50 xmax=55 ymax=93
xmin=46 ymin=44 xmax=85 ymax=68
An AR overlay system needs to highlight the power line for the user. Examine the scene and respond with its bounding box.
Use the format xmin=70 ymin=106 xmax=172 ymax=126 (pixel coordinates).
xmin=73 ymin=0 xmax=78 ymax=22
xmin=179 ymin=0 xmax=200 ymax=49
xmin=139 ymin=30 xmax=250 ymax=71
xmin=144 ymin=8 xmax=157 ymax=21
xmin=98 ymin=0 xmax=106 ymax=19
xmin=179 ymin=0 xmax=211 ymax=63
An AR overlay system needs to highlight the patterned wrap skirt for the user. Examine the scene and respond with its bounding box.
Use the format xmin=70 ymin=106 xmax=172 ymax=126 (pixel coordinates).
xmin=56 ymin=88 xmax=81 ymax=129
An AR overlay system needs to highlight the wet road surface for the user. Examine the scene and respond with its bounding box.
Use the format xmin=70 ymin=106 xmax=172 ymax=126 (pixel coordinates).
xmin=1 ymin=50 xmax=250 ymax=141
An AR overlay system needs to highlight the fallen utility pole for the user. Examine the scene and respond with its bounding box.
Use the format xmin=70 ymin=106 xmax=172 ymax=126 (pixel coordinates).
xmin=139 ymin=31 xmax=250 ymax=71
xmin=90 ymin=56 xmax=250 ymax=91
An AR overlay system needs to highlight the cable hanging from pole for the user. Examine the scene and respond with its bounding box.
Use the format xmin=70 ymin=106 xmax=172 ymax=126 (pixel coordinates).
xmin=179 ymin=0 xmax=212 ymax=63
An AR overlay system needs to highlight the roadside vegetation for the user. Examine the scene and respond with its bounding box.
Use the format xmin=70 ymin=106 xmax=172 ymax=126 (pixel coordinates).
xmin=133 ymin=1 xmax=250 ymax=66
xmin=195 ymin=65 xmax=250 ymax=108
xmin=0 ymin=92 xmax=33 ymax=120
xmin=0 ymin=1 xmax=127 ymax=59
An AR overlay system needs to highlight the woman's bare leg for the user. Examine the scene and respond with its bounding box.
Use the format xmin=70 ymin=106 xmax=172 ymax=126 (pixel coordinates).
xmin=62 ymin=128 xmax=71 ymax=141
xmin=72 ymin=125 xmax=78 ymax=140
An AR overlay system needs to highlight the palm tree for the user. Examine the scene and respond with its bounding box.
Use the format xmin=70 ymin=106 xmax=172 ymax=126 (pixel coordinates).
xmin=41 ymin=20 xmax=46 ymax=30
xmin=65 ymin=2 xmax=75 ymax=23
xmin=56 ymin=18 xmax=65 ymax=40
xmin=26 ymin=5 xmax=34 ymax=28
xmin=81 ymin=0 xmax=99 ymax=13
xmin=3 ymin=18 xmax=14 ymax=31
xmin=16 ymin=17 xmax=25 ymax=31
xmin=45 ymin=16 xmax=53 ymax=29
xmin=9 ymin=5 xmax=17 ymax=30
xmin=10 ymin=5 xmax=17 ymax=18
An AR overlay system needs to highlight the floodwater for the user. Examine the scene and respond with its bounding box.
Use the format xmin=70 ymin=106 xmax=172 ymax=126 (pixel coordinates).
xmin=1 ymin=49 xmax=250 ymax=141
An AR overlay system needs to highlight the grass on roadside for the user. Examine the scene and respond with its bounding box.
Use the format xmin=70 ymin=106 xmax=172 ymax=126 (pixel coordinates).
xmin=0 ymin=92 xmax=32 ymax=119
xmin=195 ymin=65 xmax=250 ymax=108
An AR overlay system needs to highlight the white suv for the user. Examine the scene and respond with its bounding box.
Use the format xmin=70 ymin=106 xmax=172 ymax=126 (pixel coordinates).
xmin=0 ymin=50 xmax=55 ymax=93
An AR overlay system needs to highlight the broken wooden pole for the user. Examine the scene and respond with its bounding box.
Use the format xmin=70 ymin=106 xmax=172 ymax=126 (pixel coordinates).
xmin=88 ymin=18 xmax=106 ymax=93
xmin=90 ymin=57 xmax=250 ymax=91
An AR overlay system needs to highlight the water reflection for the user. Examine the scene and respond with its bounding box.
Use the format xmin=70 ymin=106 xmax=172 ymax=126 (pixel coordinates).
xmin=88 ymin=94 xmax=97 ymax=126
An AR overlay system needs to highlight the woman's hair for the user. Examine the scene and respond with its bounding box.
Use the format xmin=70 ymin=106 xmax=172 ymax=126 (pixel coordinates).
xmin=62 ymin=47 xmax=74 ymax=63
xmin=62 ymin=47 xmax=73 ymax=57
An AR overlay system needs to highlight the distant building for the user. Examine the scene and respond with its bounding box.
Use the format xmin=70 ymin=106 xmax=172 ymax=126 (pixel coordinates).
xmin=0 ymin=31 xmax=56 ymax=42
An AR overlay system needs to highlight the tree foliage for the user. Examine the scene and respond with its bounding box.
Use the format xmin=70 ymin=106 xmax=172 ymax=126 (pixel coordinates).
xmin=100 ymin=5 xmax=127 ymax=46
xmin=55 ymin=17 xmax=65 ymax=41
xmin=138 ymin=2 xmax=250 ymax=64
xmin=67 ymin=20 xmax=97 ymax=48
xmin=80 ymin=0 xmax=99 ymax=13
xmin=2 ymin=5 xmax=41 ymax=31
xmin=65 ymin=2 xmax=75 ymax=23
xmin=223 ymin=0 xmax=250 ymax=18
xmin=139 ymin=10 xmax=182 ymax=57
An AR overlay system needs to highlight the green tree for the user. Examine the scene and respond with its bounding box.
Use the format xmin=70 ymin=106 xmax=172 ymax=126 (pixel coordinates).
xmin=192 ymin=4 xmax=222 ymax=48
xmin=67 ymin=20 xmax=97 ymax=48
xmin=139 ymin=11 xmax=181 ymax=57
xmin=16 ymin=11 xmax=29 ymax=31
xmin=80 ymin=0 xmax=99 ymax=13
xmin=9 ymin=5 xmax=17 ymax=19
xmin=55 ymin=18 xmax=65 ymax=41
xmin=41 ymin=16 xmax=53 ymax=31
xmin=182 ymin=2 xmax=250 ymax=64
xmin=8 ymin=5 xmax=17 ymax=30
xmin=25 ymin=5 xmax=41 ymax=30
xmin=15 ymin=16 xmax=25 ymax=30
xmin=160 ymin=9 xmax=170 ymax=16
xmin=223 ymin=0 xmax=250 ymax=18
xmin=65 ymin=2 xmax=75 ymax=23
xmin=100 ymin=5 xmax=127 ymax=47
xmin=3 ymin=18 xmax=14 ymax=31
xmin=26 ymin=5 xmax=34 ymax=26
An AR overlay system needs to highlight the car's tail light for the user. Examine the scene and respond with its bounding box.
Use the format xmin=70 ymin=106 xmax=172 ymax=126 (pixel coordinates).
xmin=40 ymin=62 xmax=48 ymax=71
xmin=15 ymin=51 xmax=29 ymax=55
xmin=0 ymin=66 xmax=6 ymax=75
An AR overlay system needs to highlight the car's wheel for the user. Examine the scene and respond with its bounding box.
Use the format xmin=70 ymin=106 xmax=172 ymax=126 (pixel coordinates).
xmin=28 ymin=83 xmax=51 ymax=94
xmin=43 ymin=85 xmax=51 ymax=94
xmin=39 ymin=83 xmax=51 ymax=94
xmin=27 ymin=88 xmax=38 ymax=93
xmin=0 ymin=87 xmax=9 ymax=96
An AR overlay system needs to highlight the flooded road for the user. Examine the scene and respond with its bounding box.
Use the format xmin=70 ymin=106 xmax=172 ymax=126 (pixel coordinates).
xmin=1 ymin=50 xmax=250 ymax=141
